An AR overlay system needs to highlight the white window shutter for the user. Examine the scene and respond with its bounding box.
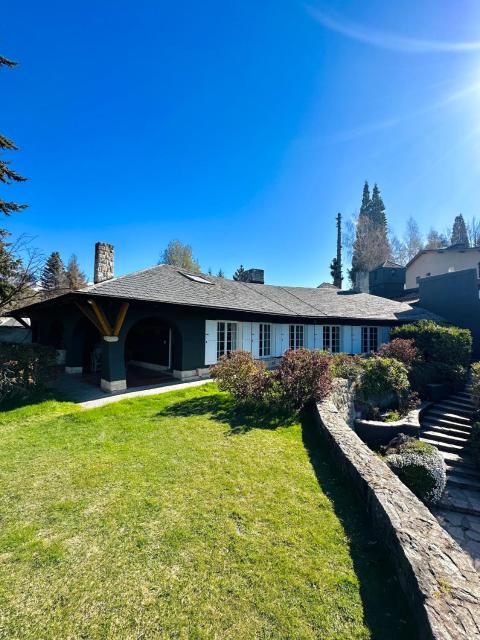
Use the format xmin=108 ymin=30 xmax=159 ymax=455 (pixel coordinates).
xmin=351 ymin=326 xmax=362 ymax=354
xmin=274 ymin=324 xmax=282 ymax=356
xmin=242 ymin=322 xmax=252 ymax=352
xmin=205 ymin=320 xmax=217 ymax=365
xmin=306 ymin=324 xmax=315 ymax=350
xmin=251 ymin=323 xmax=260 ymax=358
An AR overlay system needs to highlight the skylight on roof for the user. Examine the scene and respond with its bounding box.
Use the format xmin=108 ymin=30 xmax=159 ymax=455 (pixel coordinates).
xmin=181 ymin=272 xmax=214 ymax=285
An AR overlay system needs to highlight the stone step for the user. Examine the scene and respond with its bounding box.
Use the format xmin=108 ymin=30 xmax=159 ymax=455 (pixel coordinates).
xmin=447 ymin=473 xmax=480 ymax=492
xmin=442 ymin=450 xmax=477 ymax=468
xmin=421 ymin=419 xmax=472 ymax=435
xmin=420 ymin=437 xmax=465 ymax=454
xmin=448 ymin=394 xmax=475 ymax=406
xmin=433 ymin=402 xmax=473 ymax=418
xmin=422 ymin=423 xmax=472 ymax=439
xmin=421 ymin=416 xmax=472 ymax=431
xmin=437 ymin=486 xmax=480 ymax=517
xmin=421 ymin=429 xmax=469 ymax=446
xmin=446 ymin=464 xmax=480 ymax=483
xmin=427 ymin=408 xmax=471 ymax=424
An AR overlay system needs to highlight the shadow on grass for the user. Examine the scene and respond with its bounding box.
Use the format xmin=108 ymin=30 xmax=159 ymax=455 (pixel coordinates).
xmin=300 ymin=408 xmax=418 ymax=640
xmin=0 ymin=388 xmax=68 ymax=413
xmin=158 ymin=394 xmax=297 ymax=435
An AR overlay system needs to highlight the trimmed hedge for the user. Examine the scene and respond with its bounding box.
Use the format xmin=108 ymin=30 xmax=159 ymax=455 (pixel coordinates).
xmin=0 ymin=343 xmax=58 ymax=404
xmin=391 ymin=320 xmax=471 ymax=368
xmin=210 ymin=350 xmax=270 ymax=403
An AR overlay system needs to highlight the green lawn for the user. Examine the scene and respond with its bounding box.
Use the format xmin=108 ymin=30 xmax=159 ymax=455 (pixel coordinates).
xmin=0 ymin=384 xmax=415 ymax=639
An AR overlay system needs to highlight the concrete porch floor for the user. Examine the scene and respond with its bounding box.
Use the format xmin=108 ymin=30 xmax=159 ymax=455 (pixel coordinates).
xmin=51 ymin=373 xmax=211 ymax=410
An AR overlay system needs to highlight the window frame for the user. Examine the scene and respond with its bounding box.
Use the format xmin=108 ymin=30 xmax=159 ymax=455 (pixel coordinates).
xmin=361 ymin=326 xmax=379 ymax=353
xmin=216 ymin=321 xmax=238 ymax=360
xmin=322 ymin=325 xmax=341 ymax=353
xmin=259 ymin=323 xmax=272 ymax=358
xmin=289 ymin=324 xmax=304 ymax=351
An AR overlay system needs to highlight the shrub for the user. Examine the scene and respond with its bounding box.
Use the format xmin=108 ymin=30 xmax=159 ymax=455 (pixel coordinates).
xmin=471 ymin=423 xmax=480 ymax=468
xmin=378 ymin=338 xmax=419 ymax=367
xmin=358 ymin=356 xmax=410 ymax=408
xmin=276 ymin=348 xmax=332 ymax=409
xmin=210 ymin=350 xmax=271 ymax=403
xmin=391 ymin=320 xmax=471 ymax=369
xmin=330 ymin=353 xmax=363 ymax=381
xmin=409 ymin=361 xmax=467 ymax=397
xmin=471 ymin=362 xmax=480 ymax=408
xmin=385 ymin=437 xmax=446 ymax=504
xmin=0 ymin=343 xmax=58 ymax=404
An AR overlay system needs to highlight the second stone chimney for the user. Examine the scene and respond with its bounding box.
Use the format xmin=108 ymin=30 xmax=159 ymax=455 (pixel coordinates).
xmin=94 ymin=242 xmax=114 ymax=284
xmin=244 ymin=268 xmax=264 ymax=284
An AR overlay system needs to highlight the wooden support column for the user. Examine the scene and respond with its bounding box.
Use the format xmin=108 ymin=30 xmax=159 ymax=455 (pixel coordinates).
xmin=74 ymin=301 xmax=104 ymax=334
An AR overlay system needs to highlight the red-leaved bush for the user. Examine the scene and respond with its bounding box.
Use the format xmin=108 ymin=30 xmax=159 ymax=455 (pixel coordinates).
xmin=276 ymin=348 xmax=332 ymax=409
xmin=210 ymin=350 xmax=270 ymax=403
xmin=378 ymin=338 xmax=418 ymax=367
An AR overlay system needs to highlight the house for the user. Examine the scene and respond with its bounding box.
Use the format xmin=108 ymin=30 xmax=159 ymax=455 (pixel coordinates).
xmin=6 ymin=242 xmax=441 ymax=393
xmin=369 ymin=260 xmax=406 ymax=299
xmin=405 ymin=244 xmax=480 ymax=289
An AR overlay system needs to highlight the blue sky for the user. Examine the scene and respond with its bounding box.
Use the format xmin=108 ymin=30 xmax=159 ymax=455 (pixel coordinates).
xmin=3 ymin=0 xmax=480 ymax=285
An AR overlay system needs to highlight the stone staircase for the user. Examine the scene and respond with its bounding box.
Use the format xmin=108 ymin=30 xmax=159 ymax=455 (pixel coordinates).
xmin=419 ymin=386 xmax=480 ymax=571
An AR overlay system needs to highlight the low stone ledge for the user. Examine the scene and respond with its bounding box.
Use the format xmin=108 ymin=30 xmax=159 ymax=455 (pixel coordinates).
xmin=354 ymin=402 xmax=432 ymax=447
xmin=315 ymin=399 xmax=480 ymax=640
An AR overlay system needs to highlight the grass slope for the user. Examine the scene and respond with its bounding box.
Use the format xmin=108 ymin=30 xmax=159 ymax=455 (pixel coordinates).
xmin=0 ymin=384 xmax=415 ymax=639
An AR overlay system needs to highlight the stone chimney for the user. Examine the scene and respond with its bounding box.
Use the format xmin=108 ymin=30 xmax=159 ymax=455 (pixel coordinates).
xmin=94 ymin=242 xmax=114 ymax=284
xmin=244 ymin=268 xmax=264 ymax=284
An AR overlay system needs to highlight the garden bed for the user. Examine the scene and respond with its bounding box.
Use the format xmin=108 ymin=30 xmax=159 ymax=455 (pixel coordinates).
xmin=354 ymin=402 xmax=431 ymax=447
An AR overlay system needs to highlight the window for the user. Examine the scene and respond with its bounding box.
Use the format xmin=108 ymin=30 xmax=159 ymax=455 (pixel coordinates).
xmin=361 ymin=327 xmax=379 ymax=353
xmin=181 ymin=272 xmax=214 ymax=284
xmin=323 ymin=325 xmax=340 ymax=353
xmin=289 ymin=324 xmax=304 ymax=350
xmin=448 ymin=266 xmax=455 ymax=273
xmin=259 ymin=323 xmax=271 ymax=357
xmin=217 ymin=322 xmax=237 ymax=359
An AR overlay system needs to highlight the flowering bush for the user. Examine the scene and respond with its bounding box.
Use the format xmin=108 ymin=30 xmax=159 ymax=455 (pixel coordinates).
xmin=276 ymin=348 xmax=332 ymax=409
xmin=0 ymin=343 xmax=58 ymax=404
xmin=378 ymin=338 xmax=418 ymax=367
xmin=385 ymin=437 xmax=446 ymax=505
xmin=358 ymin=356 xmax=410 ymax=407
xmin=330 ymin=353 xmax=363 ymax=381
xmin=210 ymin=350 xmax=271 ymax=403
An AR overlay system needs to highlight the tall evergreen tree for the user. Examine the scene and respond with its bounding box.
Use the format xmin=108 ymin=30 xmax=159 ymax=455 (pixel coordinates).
xmin=451 ymin=214 xmax=469 ymax=247
xmin=233 ymin=265 xmax=248 ymax=281
xmin=217 ymin=268 xmax=225 ymax=278
xmin=66 ymin=254 xmax=87 ymax=290
xmin=1 ymin=55 xmax=27 ymax=216
xmin=41 ymin=251 xmax=67 ymax=291
xmin=369 ymin=184 xmax=387 ymax=227
xmin=359 ymin=181 xmax=370 ymax=218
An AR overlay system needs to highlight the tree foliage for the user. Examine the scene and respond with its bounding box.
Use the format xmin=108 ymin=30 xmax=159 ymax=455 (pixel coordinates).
xmin=41 ymin=252 xmax=67 ymax=292
xmin=233 ymin=264 xmax=248 ymax=281
xmin=159 ymin=239 xmax=200 ymax=272
xmin=1 ymin=55 xmax=27 ymax=216
xmin=0 ymin=232 xmax=41 ymax=311
xmin=66 ymin=254 xmax=87 ymax=290
xmin=451 ymin=214 xmax=469 ymax=246
xmin=425 ymin=228 xmax=447 ymax=249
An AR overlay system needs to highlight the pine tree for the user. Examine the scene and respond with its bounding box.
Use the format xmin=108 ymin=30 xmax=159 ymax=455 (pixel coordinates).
xmin=66 ymin=254 xmax=87 ymax=290
xmin=217 ymin=268 xmax=224 ymax=278
xmin=360 ymin=181 xmax=370 ymax=218
xmin=425 ymin=228 xmax=448 ymax=249
xmin=1 ymin=55 xmax=27 ymax=216
xmin=41 ymin=251 xmax=67 ymax=291
xmin=233 ymin=265 xmax=248 ymax=281
xmin=451 ymin=214 xmax=469 ymax=247
xmin=369 ymin=184 xmax=387 ymax=227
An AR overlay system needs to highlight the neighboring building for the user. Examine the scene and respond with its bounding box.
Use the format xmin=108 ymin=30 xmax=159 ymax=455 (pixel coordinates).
xmin=416 ymin=268 xmax=480 ymax=357
xmin=405 ymin=244 xmax=480 ymax=290
xmin=369 ymin=261 xmax=406 ymax=299
xmin=5 ymin=243 xmax=441 ymax=393
xmin=0 ymin=317 xmax=31 ymax=344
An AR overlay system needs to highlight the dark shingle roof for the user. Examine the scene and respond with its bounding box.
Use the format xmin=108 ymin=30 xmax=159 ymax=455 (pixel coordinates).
xmin=81 ymin=264 xmax=441 ymax=322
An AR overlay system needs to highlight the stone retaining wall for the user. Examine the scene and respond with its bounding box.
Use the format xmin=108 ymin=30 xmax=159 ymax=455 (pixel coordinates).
xmin=315 ymin=398 xmax=480 ymax=640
